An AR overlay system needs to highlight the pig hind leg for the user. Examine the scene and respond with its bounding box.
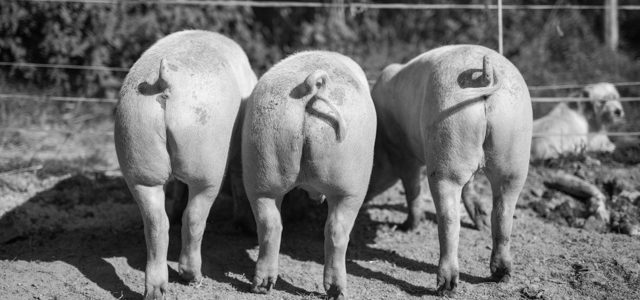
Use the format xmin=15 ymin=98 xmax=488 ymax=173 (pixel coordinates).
xmin=483 ymin=144 xmax=528 ymax=283
xmin=428 ymin=175 xmax=465 ymax=297
xmin=128 ymin=184 xmax=170 ymax=300
xmin=323 ymin=193 xmax=365 ymax=300
xmin=250 ymin=194 xmax=284 ymax=294
xmin=178 ymin=183 xmax=222 ymax=282
xmin=482 ymin=93 xmax=531 ymax=283
xmin=395 ymin=161 xmax=429 ymax=231
xmin=426 ymin=123 xmax=485 ymax=296
xmin=461 ymin=178 xmax=491 ymax=231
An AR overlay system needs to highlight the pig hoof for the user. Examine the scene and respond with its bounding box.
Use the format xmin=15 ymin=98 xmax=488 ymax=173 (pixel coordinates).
xmin=251 ymin=275 xmax=276 ymax=294
xmin=436 ymin=273 xmax=458 ymax=298
xmin=144 ymin=285 xmax=167 ymax=300
xmin=325 ymin=284 xmax=347 ymax=300
xmin=472 ymin=215 xmax=491 ymax=232
xmin=398 ymin=218 xmax=420 ymax=231
xmin=179 ymin=271 xmax=204 ymax=287
xmin=178 ymin=269 xmax=202 ymax=282
xmin=187 ymin=276 xmax=205 ymax=288
xmin=490 ymin=267 xmax=511 ymax=283
xmin=490 ymin=253 xmax=512 ymax=283
xmin=145 ymin=265 xmax=168 ymax=300
xmin=178 ymin=260 xmax=203 ymax=284
xmin=436 ymin=287 xmax=456 ymax=298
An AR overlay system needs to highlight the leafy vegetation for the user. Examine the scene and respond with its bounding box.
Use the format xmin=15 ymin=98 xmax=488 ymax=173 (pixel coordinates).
xmin=0 ymin=0 xmax=639 ymax=126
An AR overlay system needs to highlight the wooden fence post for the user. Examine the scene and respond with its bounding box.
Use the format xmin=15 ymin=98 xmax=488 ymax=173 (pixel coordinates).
xmin=330 ymin=0 xmax=345 ymax=24
xmin=498 ymin=0 xmax=503 ymax=55
xmin=605 ymin=0 xmax=619 ymax=51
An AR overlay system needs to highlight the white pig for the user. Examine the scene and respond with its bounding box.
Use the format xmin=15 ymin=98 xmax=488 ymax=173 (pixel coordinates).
xmin=241 ymin=51 xmax=376 ymax=299
xmin=114 ymin=30 xmax=256 ymax=299
xmin=369 ymin=45 xmax=532 ymax=296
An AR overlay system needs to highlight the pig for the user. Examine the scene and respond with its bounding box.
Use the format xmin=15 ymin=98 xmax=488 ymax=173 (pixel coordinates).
xmin=114 ymin=30 xmax=257 ymax=299
xmin=241 ymin=51 xmax=376 ymax=299
xmin=531 ymin=82 xmax=625 ymax=161
xmin=369 ymin=45 xmax=532 ymax=295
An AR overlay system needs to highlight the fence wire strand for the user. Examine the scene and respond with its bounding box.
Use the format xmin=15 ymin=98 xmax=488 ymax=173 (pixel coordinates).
xmin=0 ymin=62 xmax=129 ymax=72
xmin=532 ymin=132 xmax=640 ymax=138
xmin=4 ymin=61 xmax=640 ymax=91
xmin=14 ymin=0 xmax=640 ymax=10
xmin=0 ymin=127 xmax=114 ymax=136
xmin=529 ymin=81 xmax=640 ymax=91
xmin=4 ymin=0 xmax=640 ymax=140
xmin=3 ymin=93 xmax=640 ymax=105
xmin=0 ymin=94 xmax=117 ymax=103
xmin=532 ymin=97 xmax=640 ymax=103
xmin=3 ymin=127 xmax=640 ymax=139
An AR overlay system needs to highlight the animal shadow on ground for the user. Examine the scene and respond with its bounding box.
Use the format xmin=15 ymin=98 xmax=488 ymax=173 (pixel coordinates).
xmin=0 ymin=173 xmax=146 ymax=298
xmin=0 ymin=172 xmax=489 ymax=299
xmin=366 ymin=202 xmax=478 ymax=230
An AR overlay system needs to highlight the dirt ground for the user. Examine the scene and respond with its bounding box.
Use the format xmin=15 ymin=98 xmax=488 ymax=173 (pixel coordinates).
xmin=1 ymin=130 xmax=640 ymax=300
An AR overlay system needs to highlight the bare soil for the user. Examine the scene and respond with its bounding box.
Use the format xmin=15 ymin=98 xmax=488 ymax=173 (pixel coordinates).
xmin=1 ymin=130 xmax=639 ymax=300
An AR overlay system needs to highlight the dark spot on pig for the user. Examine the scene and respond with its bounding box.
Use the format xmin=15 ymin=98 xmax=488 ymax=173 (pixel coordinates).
xmin=168 ymin=63 xmax=178 ymax=72
xmin=192 ymin=105 xmax=210 ymax=125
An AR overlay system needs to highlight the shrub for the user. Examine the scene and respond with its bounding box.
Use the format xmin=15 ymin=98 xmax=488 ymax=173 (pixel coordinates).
xmin=0 ymin=0 xmax=639 ymax=127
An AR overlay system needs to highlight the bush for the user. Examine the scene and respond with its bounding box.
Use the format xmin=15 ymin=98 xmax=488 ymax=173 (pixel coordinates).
xmin=1 ymin=0 xmax=639 ymax=126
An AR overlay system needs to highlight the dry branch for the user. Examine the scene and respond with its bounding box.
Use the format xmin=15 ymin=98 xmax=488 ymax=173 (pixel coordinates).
xmin=543 ymin=171 xmax=610 ymax=222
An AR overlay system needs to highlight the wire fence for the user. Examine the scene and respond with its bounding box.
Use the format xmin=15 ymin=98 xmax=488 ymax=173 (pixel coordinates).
xmin=2 ymin=0 xmax=640 ymax=141
xmin=0 ymin=62 xmax=129 ymax=73
xmin=0 ymin=94 xmax=117 ymax=103
xmin=3 ymin=60 xmax=640 ymax=91
xmin=3 ymin=92 xmax=640 ymax=105
xmin=2 ymin=126 xmax=640 ymax=139
xmin=15 ymin=0 xmax=640 ymax=11
xmin=0 ymin=127 xmax=114 ymax=136
xmin=529 ymin=81 xmax=640 ymax=91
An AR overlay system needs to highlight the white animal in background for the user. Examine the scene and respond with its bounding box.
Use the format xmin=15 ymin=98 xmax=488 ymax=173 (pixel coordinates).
xmin=242 ymin=51 xmax=376 ymax=299
xmin=530 ymin=82 xmax=625 ymax=161
xmin=114 ymin=30 xmax=257 ymax=300
xmin=369 ymin=45 xmax=532 ymax=296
